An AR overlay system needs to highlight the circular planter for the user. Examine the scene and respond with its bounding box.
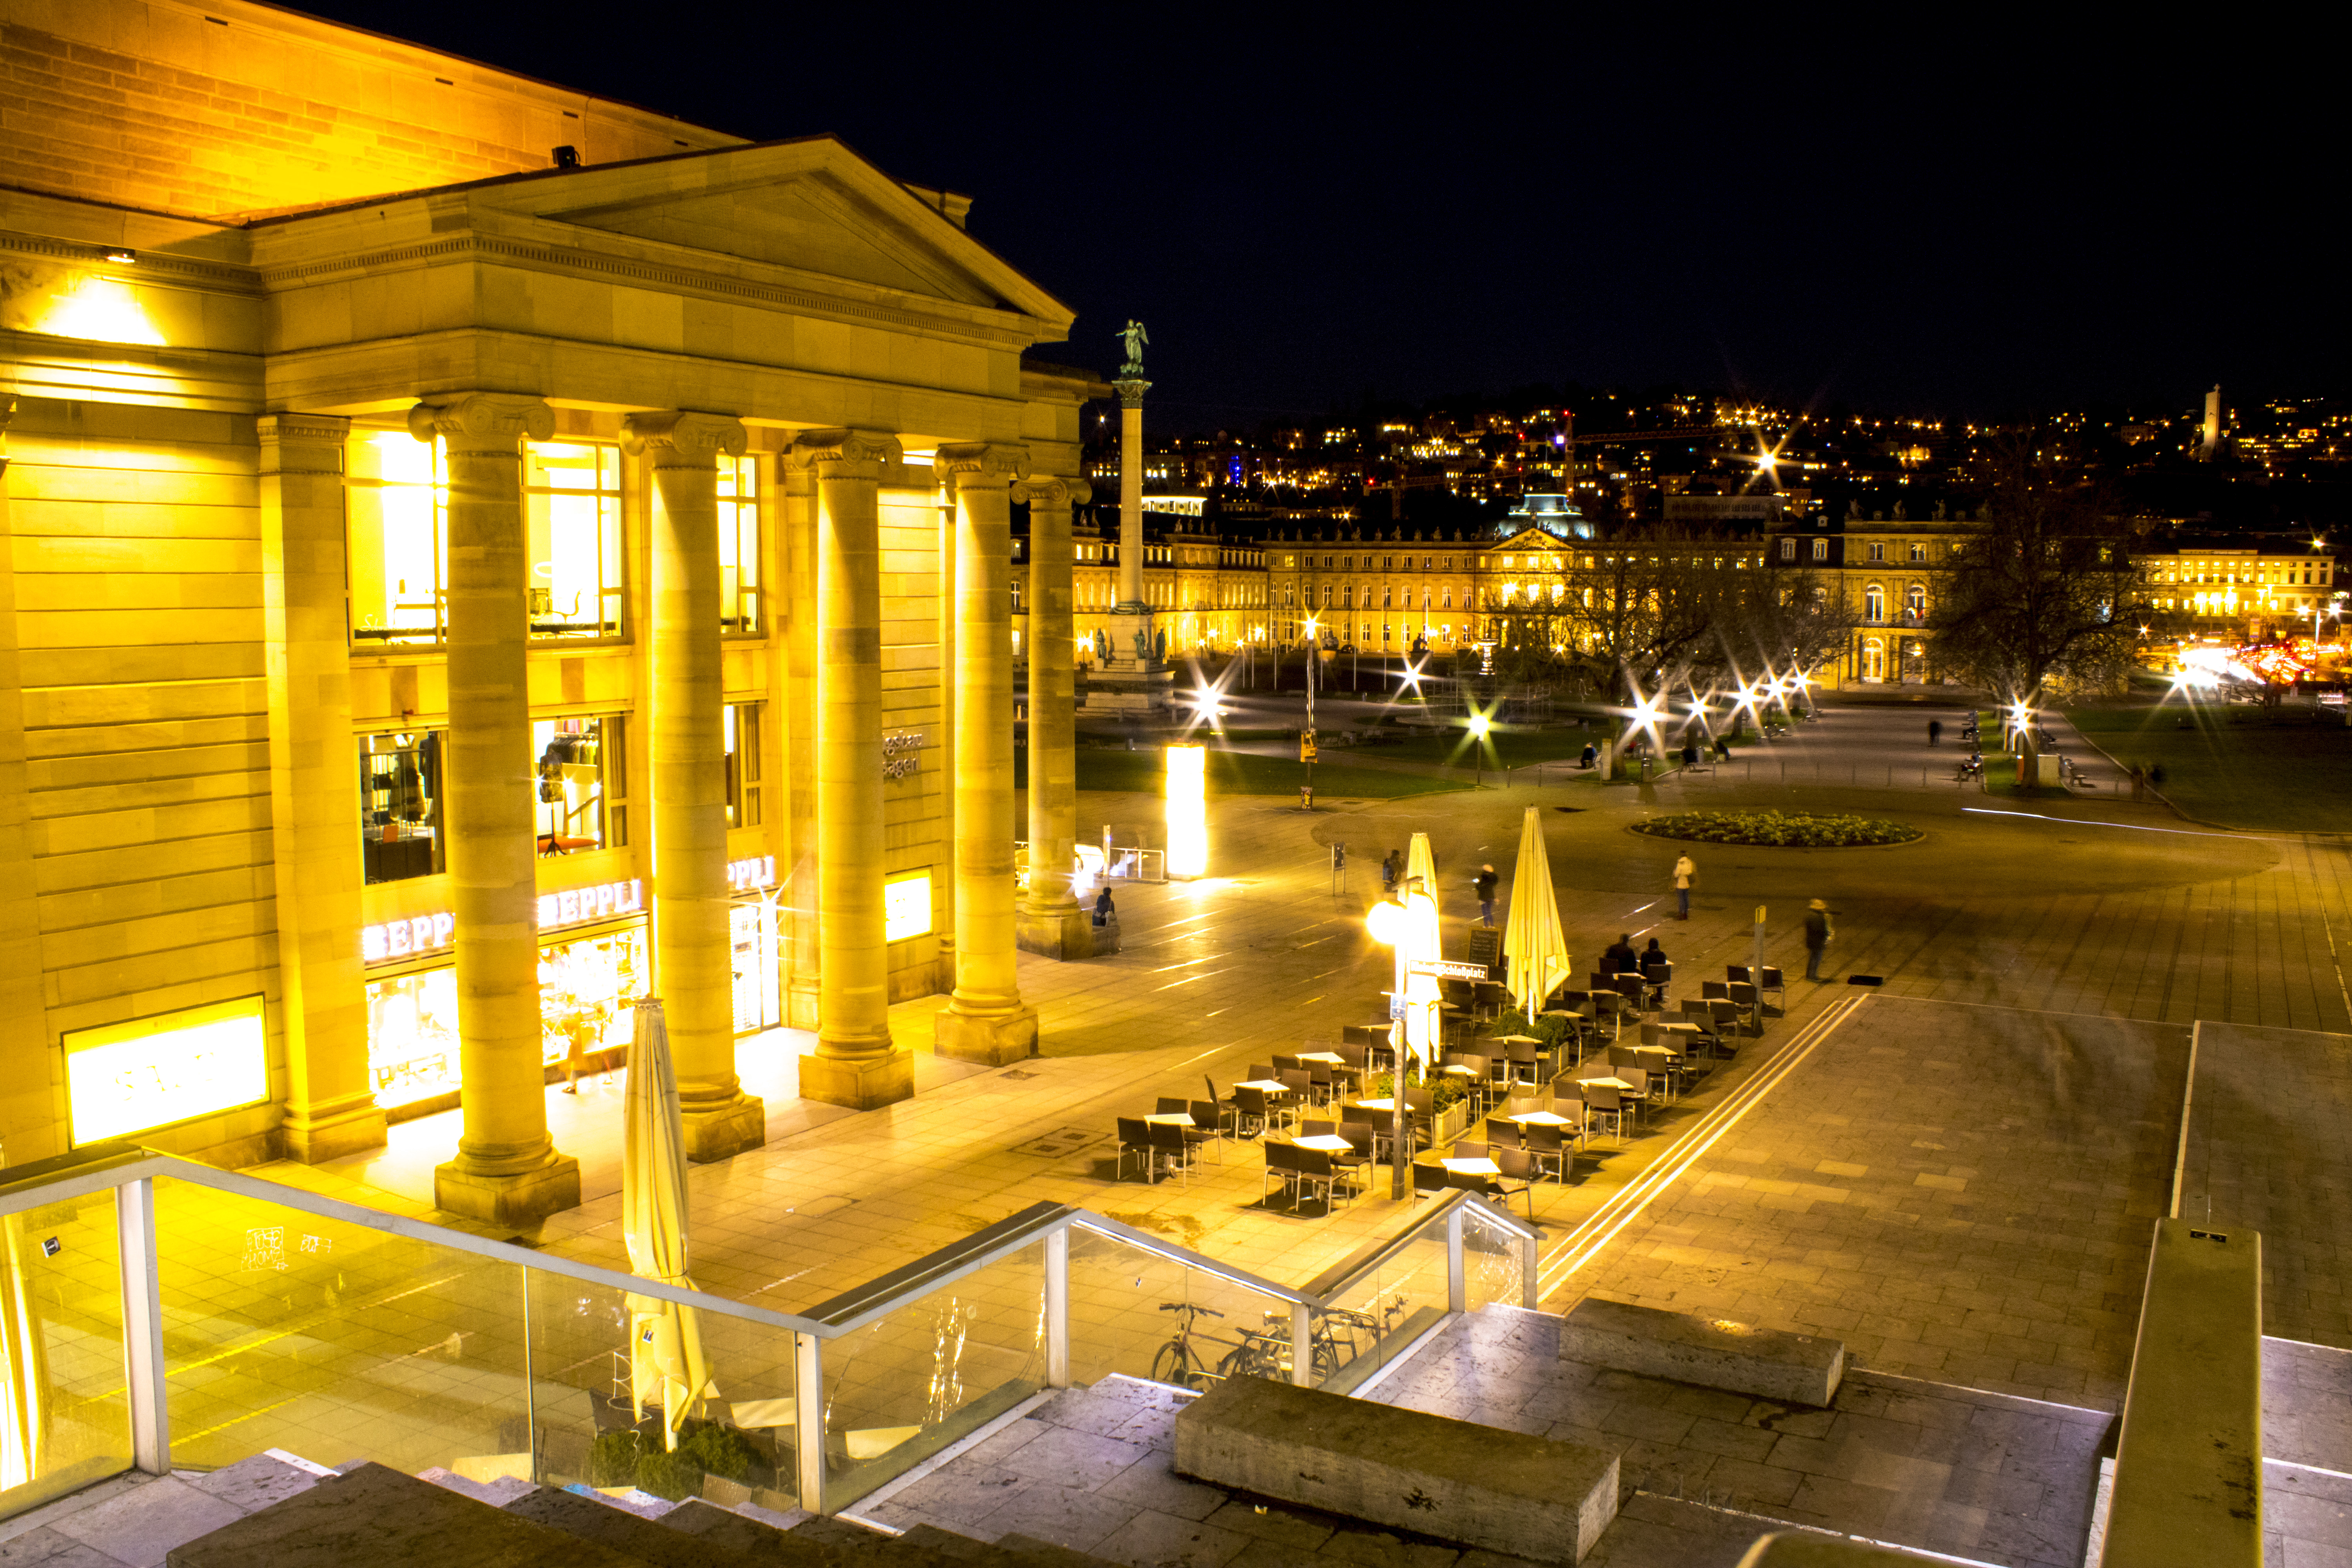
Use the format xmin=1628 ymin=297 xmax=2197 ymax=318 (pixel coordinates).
xmin=1629 ymin=808 xmax=1923 ymax=849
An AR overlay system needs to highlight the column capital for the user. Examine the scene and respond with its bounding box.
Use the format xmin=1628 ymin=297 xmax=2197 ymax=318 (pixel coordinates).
xmin=1113 ymin=377 xmax=1151 ymax=410
xmin=784 ymin=428 xmax=902 ymax=479
xmin=407 ymin=393 xmax=555 ymax=453
xmin=935 ymin=441 xmax=1030 ymax=490
xmin=1012 ymin=474 xmax=1092 ymax=509
xmin=622 ymin=410 xmax=747 ymax=464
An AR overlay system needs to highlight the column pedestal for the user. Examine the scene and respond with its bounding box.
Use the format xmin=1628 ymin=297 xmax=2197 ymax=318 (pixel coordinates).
xmin=798 ymin=1049 xmax=916 ymax=1109
xmin=1016 ymin=907 xmax=1094 ymax=961
xmin=1089 ymin=607 xmax=1173 ymax=712
xmin=435 ymin=1154 xmax=583 ymax=1231
xmin=934 ymin=1006 xmax=1038 ymax=1066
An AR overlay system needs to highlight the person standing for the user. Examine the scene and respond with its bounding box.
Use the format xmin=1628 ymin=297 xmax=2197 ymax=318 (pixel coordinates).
xmin=1474 ymin=864 xmax=1499 ymax=927
xmin=1803 ymin=898 xmax=1834 ymax=981
xmin=1381 ymin=848 xmax=1401 ymax=895
xmin=1927 ymin=719 xmax=1943 ymax=746
xmin=1673 ymin=853 xmax=1695 ymax=920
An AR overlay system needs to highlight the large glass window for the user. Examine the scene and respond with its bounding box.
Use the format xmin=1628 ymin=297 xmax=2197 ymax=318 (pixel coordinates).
xmin=718 ymin=453 xmax=762 ymax=633
xmin=359 ymin=729 xmax=443 ymax=883
xmin=348 ymin=431 xmax=446 ymax=645
xmin=524 ymin=443 xmax=623 ymax=639
xmin=535 ymin=714 xmax=626 ymax=855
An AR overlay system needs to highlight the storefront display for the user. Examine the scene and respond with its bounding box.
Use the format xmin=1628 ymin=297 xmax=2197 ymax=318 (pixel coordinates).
xmin=364 ymin=918 xmax=648 ymax=1112
xmin=730 ymin=897 xmax=779 ymax=1035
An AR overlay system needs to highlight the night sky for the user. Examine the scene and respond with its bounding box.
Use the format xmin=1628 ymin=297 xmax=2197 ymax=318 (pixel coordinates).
xmin=295 ymin=3 xmax=2341 ymax=430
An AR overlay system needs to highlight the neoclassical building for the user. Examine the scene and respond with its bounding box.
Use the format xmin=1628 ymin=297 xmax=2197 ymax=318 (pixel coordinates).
xmin=0 ymin=0 xmax=1096 ymax=1223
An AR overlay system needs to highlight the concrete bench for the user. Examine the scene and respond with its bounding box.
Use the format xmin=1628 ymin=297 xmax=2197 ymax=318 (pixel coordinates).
xmin=1559 ymin=1297 xmax=1844 ymax=1408
xmin=1173 ymin=1374 xmax=1618 ymax=1563
xmin=2099 ymin=1218 xmax=2263 ymax=1568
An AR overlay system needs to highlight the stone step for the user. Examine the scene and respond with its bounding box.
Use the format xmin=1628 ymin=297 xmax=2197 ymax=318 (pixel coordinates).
xmin=505 ymin=1485 xmax=772 ymax=1568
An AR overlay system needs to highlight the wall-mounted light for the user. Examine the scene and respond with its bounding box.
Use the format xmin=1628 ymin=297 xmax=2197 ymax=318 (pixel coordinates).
xmin=103 ymin=249 xmax=136 ymax=264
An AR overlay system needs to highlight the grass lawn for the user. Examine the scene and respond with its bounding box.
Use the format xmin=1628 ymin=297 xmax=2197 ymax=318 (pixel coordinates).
xmin=1025 ymin=747 xmax=1470 ymax=799
xmin=2065 ymin=703 xmax=2352 ymax=832
xmin=1351 ymin=728 xmax=1605 ymax=771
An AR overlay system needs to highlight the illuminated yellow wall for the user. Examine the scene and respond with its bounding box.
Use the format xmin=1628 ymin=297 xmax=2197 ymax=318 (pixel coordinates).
xmin=0 ymin=0 xmax=744 ymax=221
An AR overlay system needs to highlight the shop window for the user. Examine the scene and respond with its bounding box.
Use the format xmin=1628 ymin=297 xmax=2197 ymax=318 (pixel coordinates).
xmin=731 ymin=899 xmax=780 ymax=1033
xmin=348 ymin=430 xmax=446 ymax=644
xmin=535 ymin=714 xmax=627 ymax=855
xmin=718 ymin=452 xmax=762 ymax=633
xmin=360 ymin=729 xmax=443 ymax=883
xmin=524 ymin=442 xmax=623 ymax=639
xmin=366 ymin=967 xmax=459 ymax=1108
xmin=541 ymin=925 xmax=649 ymax=1073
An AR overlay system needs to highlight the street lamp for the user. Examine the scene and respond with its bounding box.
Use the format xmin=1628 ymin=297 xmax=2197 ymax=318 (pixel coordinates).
xmin=1468 ymin=710 xmax=1491 ymax=786
xmin=1300 ymin=615 xmax=1321 ymax=806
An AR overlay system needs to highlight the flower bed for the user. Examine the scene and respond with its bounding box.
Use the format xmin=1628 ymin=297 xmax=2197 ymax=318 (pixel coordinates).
xmin=1631 ymin=808 xmax=1921 ymax=848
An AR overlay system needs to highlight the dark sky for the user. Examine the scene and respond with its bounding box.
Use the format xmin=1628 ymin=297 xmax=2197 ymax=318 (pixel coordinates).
xmin=295 ymin=2 xmax=2341 ymax=431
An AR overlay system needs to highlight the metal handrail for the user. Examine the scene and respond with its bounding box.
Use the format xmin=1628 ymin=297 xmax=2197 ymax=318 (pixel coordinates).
xmin=0 ymin=1149 xmax=825 ymax=1333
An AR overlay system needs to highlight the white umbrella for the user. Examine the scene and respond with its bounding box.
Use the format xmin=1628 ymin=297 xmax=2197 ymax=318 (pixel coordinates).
xmin=1405 ymin=831 xmax=1437 ymax=900
xmin=622 ymin=997 xmax=713 ymax=1449
xmin=1503 ymin=806 xmax=1572 ymax=1025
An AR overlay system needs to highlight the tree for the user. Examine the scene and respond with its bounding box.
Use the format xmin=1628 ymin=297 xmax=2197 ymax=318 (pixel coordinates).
xmin=1926 ymin=454 xmax=2147 ymax=765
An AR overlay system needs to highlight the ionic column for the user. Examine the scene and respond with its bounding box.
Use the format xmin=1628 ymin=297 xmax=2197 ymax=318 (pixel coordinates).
xmin=261 ymin=413 xmax=387 ymax=1164
xmin=0 ymin=399 xmax=56 ymax=1165
xmin=1016 ymin=473 xmax=1092 ymax=961
xmin=778 ymin=460 xmax=822 ymax=1031
xmin=932 ymin=463 xmax=956 ymax=970
xmin=789 ymin=430 xmax=914 ymax=1110
xmin=409 ymin=393 xmax=581 ymax=1229
xmin=935 ymin=443 xmax=1037 ymax=1064
xmin=624 ymin=411 xmax=765 ymax=1162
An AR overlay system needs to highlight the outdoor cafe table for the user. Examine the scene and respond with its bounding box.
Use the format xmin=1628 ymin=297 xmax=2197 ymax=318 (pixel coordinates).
xmin=1504 ymin=1110 xmax=1573 ymax=1126
xmin=1350 ymin=1097 xmax=1396 ymax=1111
xmin=1236 ymin=1079 xmax=1293 ymax=1094
xmin=1579 ymin=1076 xmax=1634 ymax=1091
xmin=1292 ymin=1134 xmax=1354 ymax=1153
xmin=1439 ymin=1157 xmax=1501 ymax=1177
xmin=1144 ymin=1112 xmax=1195 ymax=1126
xmin=1297 ymin=1051 xmax=1346 ymax=1066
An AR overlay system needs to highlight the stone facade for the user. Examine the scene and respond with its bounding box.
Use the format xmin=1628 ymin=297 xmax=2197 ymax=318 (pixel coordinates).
xmin=0 ymin=0 xmax=1088 ymax=1216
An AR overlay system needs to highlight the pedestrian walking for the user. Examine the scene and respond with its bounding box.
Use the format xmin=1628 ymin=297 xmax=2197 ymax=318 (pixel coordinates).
xmin=1927 ymin=719 xmax=1943 ymax=746
xmin=1714 ymin=735 xmax=1731 ymax=762
xmin=1803 ymin=898 xmax=1834 ymax=981
xmin=1673 ymin=853 xmax=1695 ymax=920
xmin=1474 ymin=864 xmax=1499 ymax=927
xmin=1381 ymin=848 xmax=1401 ymax=895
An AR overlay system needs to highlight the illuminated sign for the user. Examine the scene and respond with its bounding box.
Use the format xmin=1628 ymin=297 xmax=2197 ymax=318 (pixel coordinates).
xmin=65 ymin=995 xmax=269 ymax=1146
xmin=362 ymin=878 xmax=645 ymax=964
xmin=884 ymin=872 xmax=932 ymax=943
xmin=727 ymin=855 xmax=776 ymax=892
xmin=537 ymin=878 xmax=643 ymax=933
xmin=1165 ymin=744 xmax=1207 ymax=879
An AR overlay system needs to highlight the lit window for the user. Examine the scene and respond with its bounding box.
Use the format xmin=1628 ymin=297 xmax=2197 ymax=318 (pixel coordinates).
xmin=1780 ymin=537 xmax=1795 ymax=561
xmin=524 ymin=443 xmax=624 ymax=639
xmin=1865 ymin=584 xmax=1885 ymax=622
xmin=348 ymin=430 xmax=447 ymax=644
xmin=535 ymin=714 xmax=628 ymax=854
xmin=1812 ymin=538 xmax=1828 ymax=562
xmin=718 ymin=453 xmax=762 ymax=633
xmin=1867 ymin=541 xmax=1886 ymax=563
xmin=726 ymin=702 xmax=764 ymax=827
xmin=359 ymin=729 xmax=443 ymax=883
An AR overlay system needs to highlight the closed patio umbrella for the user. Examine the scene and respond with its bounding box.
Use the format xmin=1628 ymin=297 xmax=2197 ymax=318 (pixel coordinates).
xmin=1503 ymin=806 xmax=1572 ymax=1025
xmin=1405 ymin=831 xmax=1437 ymax=903
xmin=622 ymin=997 xmax=714 ymax=1449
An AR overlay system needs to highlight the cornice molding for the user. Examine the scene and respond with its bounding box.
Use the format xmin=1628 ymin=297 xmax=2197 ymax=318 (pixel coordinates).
xmin=621 ymin=410 xmax=747 ymax=463
xmin=0 ymin=231 xmax=259 ymax=294
xmin=255 ymin=234 xmax=1034 ymax=348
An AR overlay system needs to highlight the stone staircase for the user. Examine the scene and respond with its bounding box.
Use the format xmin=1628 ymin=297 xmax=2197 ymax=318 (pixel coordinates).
xmin=0 ymin=1449 xmax=1122 ymax=1568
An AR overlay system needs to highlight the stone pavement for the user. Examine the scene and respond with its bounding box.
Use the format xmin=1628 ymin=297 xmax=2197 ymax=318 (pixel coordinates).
xmin=2178 ymin=1020 xmax=2352 ymax=1350
xmin=1552 ymin=995 xmax=2192 ymax=1410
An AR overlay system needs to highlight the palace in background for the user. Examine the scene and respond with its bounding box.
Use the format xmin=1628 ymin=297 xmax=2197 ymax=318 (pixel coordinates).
xmin=0 ymin=0 xmax=1106 ymax=1221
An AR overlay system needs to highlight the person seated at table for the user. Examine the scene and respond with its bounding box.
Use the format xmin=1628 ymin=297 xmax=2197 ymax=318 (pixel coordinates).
xmin=1642 ymin=937 xmax=1668 ymax=967
xmin=1602 ymin=934 xmax=1639 ymax=974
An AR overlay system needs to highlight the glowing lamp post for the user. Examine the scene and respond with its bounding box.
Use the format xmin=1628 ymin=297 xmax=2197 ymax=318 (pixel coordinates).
xmin=1367 ymin=877 xmax=1441 ymax=1198
xmin=1165 ymin=743 xmax=1206 ymax=879
xmin=1468 ymin=711 xmax=1491 ymax=786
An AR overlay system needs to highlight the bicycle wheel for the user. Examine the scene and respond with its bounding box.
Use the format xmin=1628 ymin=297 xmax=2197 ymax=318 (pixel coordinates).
xmin=1150 ymin=1340 xmax=1198 ymax=1390
xmin=1216 ymin=1340 xmax=1267 ymax=1383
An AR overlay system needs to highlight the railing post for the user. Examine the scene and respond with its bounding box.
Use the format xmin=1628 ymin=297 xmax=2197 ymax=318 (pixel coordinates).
xmin=1521 ymin=1230 xmax=1540 ymax=1309
xmin=115 ymin=1177 xmax=170 ymax=1474
xmin=1445 ymin=1206 xmax=1466 ymax=1314
xmin=795 ymin=1332 xmax=827 ymax=1514
xmin=1290 ymin=1300 xmax=1313 ymax=1387
xmin=1044 ymin=1226 xmax=1071 ymax=1389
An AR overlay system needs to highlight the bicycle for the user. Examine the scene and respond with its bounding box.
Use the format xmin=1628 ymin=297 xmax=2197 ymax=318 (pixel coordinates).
xmin=1150 ymin=1301 xmax=1234 ymax=1392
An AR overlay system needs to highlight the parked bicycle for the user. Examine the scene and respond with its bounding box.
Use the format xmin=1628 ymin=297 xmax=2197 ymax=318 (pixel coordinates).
xmin=1149 ymin=1300 xmax=1236 ymax=1391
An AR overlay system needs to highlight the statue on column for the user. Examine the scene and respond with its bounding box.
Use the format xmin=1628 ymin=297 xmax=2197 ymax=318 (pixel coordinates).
xmin=1119 ymin=319 xmax=1149 ymax=376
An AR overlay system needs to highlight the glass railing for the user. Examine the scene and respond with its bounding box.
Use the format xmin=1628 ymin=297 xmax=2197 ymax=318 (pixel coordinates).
xmin=0 ymin=1147 xmax=1538 ymax=1523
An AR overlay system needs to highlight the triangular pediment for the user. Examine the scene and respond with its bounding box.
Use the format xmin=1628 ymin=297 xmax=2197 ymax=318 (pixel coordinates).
xmin=1495 ymin=529 xmax=1570 ymax=553
xmin=482 ymin=137 xmax=1071 ymax=326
